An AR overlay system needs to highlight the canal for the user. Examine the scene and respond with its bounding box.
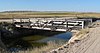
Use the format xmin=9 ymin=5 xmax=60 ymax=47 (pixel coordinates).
xmin=6 ymin=28 xmax=72 ymax=51
xmin=0 ymin=22 xmax=72 ymax=51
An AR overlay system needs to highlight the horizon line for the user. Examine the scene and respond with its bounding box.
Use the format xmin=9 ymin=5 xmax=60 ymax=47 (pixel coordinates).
xmin=0 ymin=10 xmax=100 ymax=13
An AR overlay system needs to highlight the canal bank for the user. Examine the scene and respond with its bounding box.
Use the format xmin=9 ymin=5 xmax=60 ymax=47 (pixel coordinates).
xmin=48 ymin=28 xmax=90 ymax=53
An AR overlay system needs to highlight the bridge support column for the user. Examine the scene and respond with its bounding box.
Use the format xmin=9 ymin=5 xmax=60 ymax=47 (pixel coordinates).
xmin=66 ymin=20 xmax=68 ymax=32
xmin=90 ymin=19 xmax=93 ymax=24
xmin=12 ymin=18 xmax=14 ymax=24
xmin=20 ymin=18 xmax=22 ymax=23
xmin=82 ymin=21 xmax=84 ymax=29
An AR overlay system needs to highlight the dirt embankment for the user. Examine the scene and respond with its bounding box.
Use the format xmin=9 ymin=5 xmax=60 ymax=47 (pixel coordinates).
xmin=49 ymin=22 xmax=100 ymax=53
xmin=48 ymin=28 xmax=89 ymax=53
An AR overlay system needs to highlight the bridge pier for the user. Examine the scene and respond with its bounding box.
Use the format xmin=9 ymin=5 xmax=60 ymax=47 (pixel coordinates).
xmin=82 ymin=21 xmax=84 ymax=29
xmin=66 ymin=20 xmax=68 ymax=32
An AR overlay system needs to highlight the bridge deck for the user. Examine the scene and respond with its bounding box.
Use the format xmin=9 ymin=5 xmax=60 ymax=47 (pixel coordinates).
xmin=13 ymin=18 xmax=92 ymax=32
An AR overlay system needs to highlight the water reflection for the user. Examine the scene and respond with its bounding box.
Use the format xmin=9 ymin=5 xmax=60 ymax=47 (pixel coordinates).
xmin=37 ymin=32 xmax=72 ymax=43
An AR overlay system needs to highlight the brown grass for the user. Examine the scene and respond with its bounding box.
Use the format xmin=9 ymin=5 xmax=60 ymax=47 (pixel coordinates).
xmin=0 ymin=41 xmax=64 ymax=53
xmin=68 ymin=28 xmax=89 ymax=44
xmin=0 ymin=12 xmax=100 ymax=19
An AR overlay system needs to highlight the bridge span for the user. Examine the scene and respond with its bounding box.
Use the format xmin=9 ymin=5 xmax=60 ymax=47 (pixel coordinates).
xmin=13 ymin=18 xmax=92 ymax=32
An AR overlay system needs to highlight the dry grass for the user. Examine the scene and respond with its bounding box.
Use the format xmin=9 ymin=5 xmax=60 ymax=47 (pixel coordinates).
xmin=68 ymin=28 xmax=89 ymax=43
xmin=75 ymin=28 xmax=89 ymax=39
xmin=13 ymin=41 xmax=64 ymax=53
xmin=76 ymin=28 xmax=89 ymax=37
xmin=91 ymin=22 xmax=100 ymax=28
xmin=0 ymin=41 xmax=64 ymax=53
xmin=29 ymin=41 xmax=63 ymax=53
xmin=0 ymin=12 xmax=100 ymax=18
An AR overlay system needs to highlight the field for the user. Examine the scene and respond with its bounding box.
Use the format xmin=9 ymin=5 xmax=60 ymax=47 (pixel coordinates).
xmin=0 ymin=11 xmax=100 ymax=18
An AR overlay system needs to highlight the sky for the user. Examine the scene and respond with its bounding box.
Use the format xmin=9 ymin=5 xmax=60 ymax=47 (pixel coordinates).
xmin=0 ymin=0 xmax=100 ymax=12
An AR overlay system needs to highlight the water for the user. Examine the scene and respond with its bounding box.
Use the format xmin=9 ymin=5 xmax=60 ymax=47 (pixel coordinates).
xmin=8 ymin=32 xmax=72 ymax=52
xmin=37 ymin=32 xmax=72 ymax=43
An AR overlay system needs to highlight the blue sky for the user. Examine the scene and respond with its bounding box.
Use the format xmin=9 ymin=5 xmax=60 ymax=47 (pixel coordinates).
xmin=0 ymin=0 xmax=100 ymax=12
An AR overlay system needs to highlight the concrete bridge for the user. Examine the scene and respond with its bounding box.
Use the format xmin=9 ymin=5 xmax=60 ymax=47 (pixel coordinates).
xmin=13 ymin=18 xmax=92 ymax=32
